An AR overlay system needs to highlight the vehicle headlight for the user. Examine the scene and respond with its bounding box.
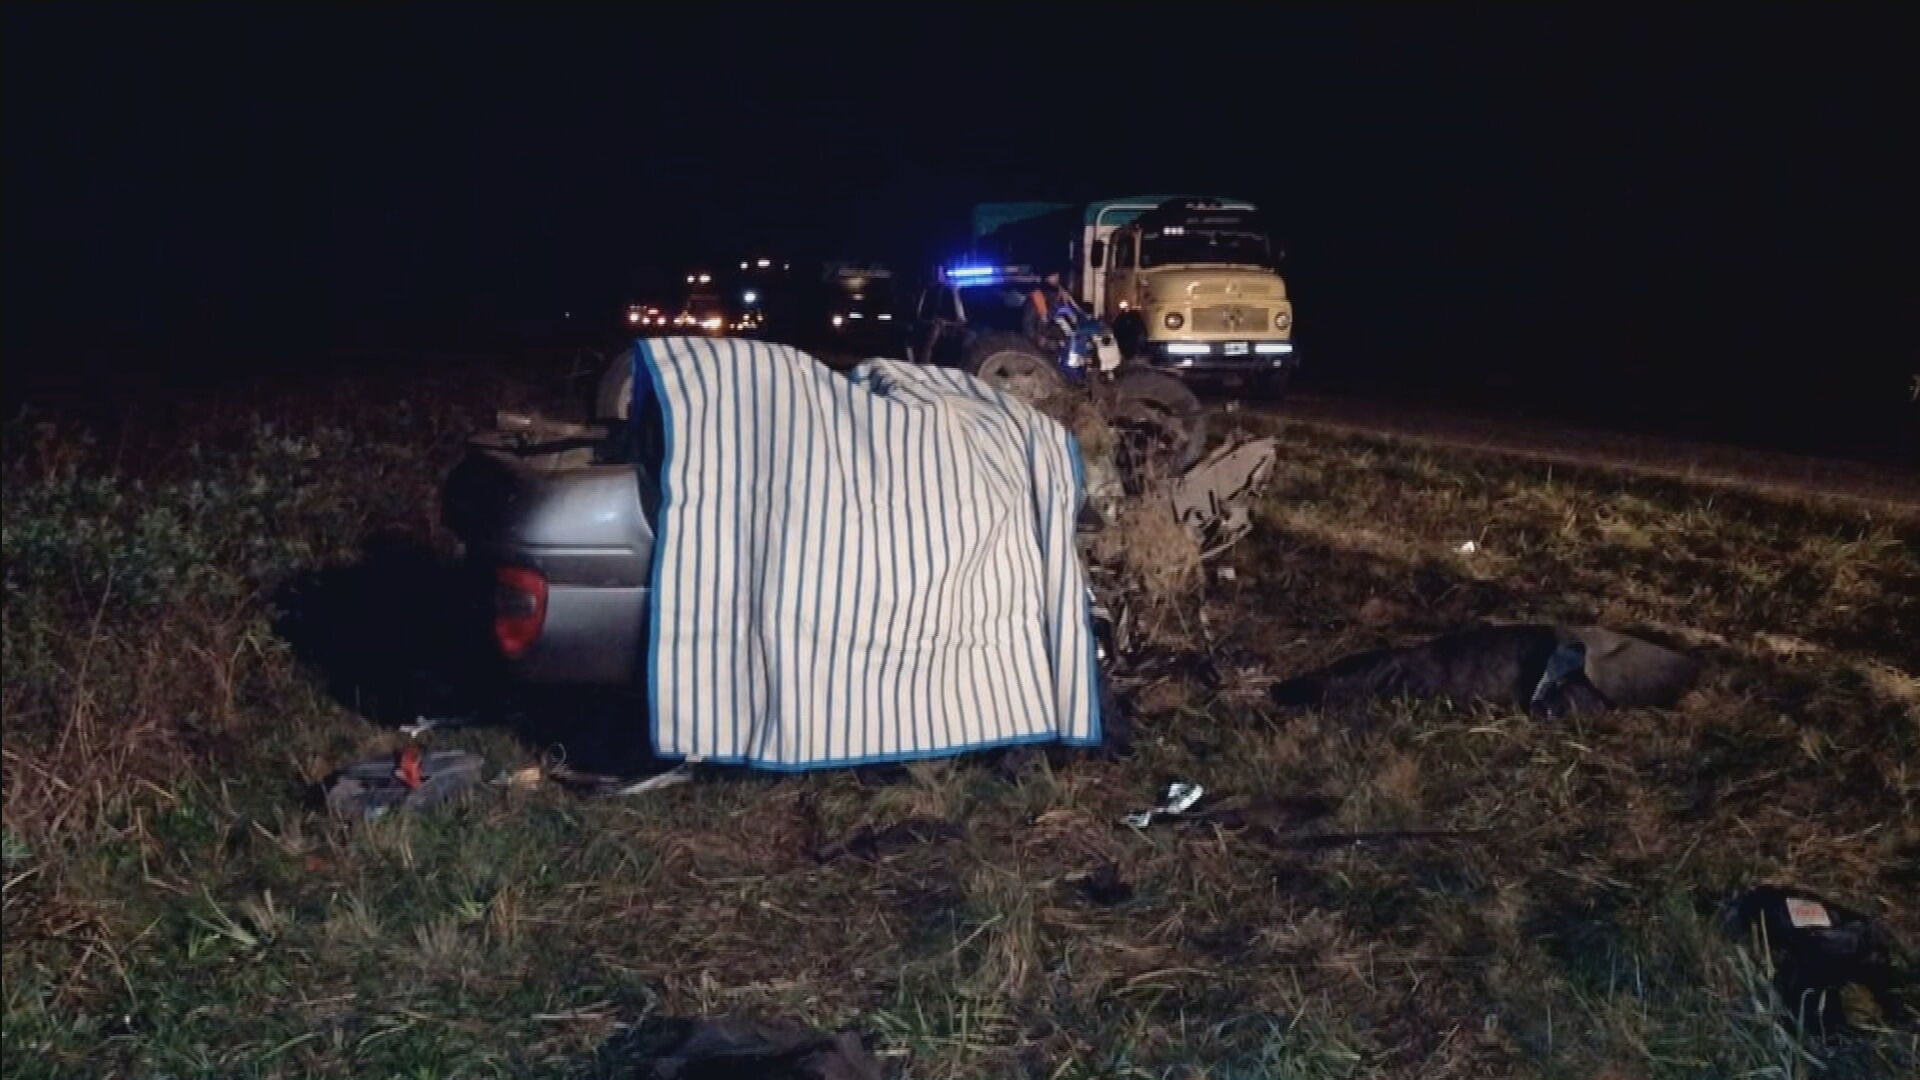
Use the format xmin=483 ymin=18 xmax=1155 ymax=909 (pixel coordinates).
xmin=832 ymin=315 xmax=844 ymax=328
xmin=1274 ymin=310 xmax=1291 ymax=331
xmin=1164 ymin=311 xmax=1185 ymax=330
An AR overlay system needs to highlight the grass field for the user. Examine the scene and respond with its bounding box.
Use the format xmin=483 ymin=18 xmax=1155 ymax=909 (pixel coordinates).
xmin=4 ymin=359 xmax=1917 ymax=1078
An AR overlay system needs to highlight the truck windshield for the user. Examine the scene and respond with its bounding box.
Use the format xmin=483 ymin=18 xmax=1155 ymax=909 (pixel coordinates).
xmin=958 ymin=283 xmax=1035 ymax=332
xmin=1139 ymin=228 xmax=1272 ymax=269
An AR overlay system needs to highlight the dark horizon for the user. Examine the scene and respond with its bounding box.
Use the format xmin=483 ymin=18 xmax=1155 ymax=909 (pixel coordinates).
xmin=5 ymin=6 xmax=1914 ymax=458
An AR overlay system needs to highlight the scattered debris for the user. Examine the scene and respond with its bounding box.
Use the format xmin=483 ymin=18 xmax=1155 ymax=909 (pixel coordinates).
xmin=400 ymin=714 xmax=471 ymax=739
xmin=1726 ymin=885 xmax=1918 ymax=1032
xmin=590 ymin=1015 xmax=883 ymax=1080
xmin=814 ymin=817 xmax=963 ymax=863
xmin=323 ymin=747 xmax=486 ymax=821
xmin=606 ymin=764 xmax=695 ymax=797
xmin=1270 ymin=624 xmax=1700 ymax=715
xmin=546 ymin=762 xmax=695 ymax=799
xmin=1121 ymin=781 xmax=1205 ymax=829
xmin=500 ymin=765 xmax=545 ymax=791
xmin=1455 ymin=540 xmax=1479 ymax=555
xmin=1217 ymin=566 xmax=1237 ymax=582
xmin=1167 ymin=436 xmax=1279 ymax=557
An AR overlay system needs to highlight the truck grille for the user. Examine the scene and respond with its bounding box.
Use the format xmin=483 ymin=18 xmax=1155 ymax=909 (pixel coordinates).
xmin=1190 ymin=305 xmax=1270 ymax=334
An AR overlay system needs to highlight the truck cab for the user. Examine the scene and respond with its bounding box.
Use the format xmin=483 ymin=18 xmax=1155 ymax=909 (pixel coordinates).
xmin=1086 ymin=197 xmax=1295 ymax=389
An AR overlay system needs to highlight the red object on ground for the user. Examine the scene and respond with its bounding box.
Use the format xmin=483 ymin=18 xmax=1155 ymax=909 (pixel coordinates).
xmin=396 ymin=744 xmax=425 ymax=790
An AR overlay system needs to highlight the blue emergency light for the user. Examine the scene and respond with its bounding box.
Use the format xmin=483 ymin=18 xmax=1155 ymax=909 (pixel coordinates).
xmin=945 ymin=265 xmax=998 ymax=280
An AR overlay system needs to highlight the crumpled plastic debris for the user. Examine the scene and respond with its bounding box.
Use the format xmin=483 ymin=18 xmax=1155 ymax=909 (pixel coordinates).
xmin=1455 ymin=540 xmax=1479 ymax=555
xmin=1530 ymin=640 xmax=1589 ymax=708
xmin=1725 ymin=885 xmax=1918 ymax=1032
xmin=1121 ymin=781 xmax=1205 ymax=828
xmin=323 ymin=748 xmax=486 ymax=821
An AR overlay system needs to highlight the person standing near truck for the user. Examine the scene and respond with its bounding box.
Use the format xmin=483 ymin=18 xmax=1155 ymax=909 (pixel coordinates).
xmin=1023 ymin=269 xmax=1070 ymax=350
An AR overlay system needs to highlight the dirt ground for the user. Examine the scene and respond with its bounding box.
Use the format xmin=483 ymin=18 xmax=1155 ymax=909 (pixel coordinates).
xmin=4 ymin=360 xmax=1916 ymax=1078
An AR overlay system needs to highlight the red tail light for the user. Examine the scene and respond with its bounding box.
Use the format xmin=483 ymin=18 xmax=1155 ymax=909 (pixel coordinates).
xmin=492 ymin=566 xmax=548 ymax=659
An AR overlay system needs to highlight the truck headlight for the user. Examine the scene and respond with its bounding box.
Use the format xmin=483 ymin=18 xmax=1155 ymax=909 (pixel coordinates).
xmin=1164 ymin=312 xmax=1185 ymax=330
xmin=1274 ymin=310 xmax=1291 ymax=331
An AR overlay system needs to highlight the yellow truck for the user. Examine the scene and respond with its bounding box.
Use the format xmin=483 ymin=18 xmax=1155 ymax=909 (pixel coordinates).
xmin=978 ymin=196 xmax=1297 ymax=395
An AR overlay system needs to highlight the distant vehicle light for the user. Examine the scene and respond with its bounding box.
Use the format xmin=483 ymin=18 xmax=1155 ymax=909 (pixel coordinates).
xmin=831 ymin=315 xmax=844 ymax=328
xmin=847 ymin=311 xmax=864 ymax=319
xmin=700 ymin=316 xmax=723 ymax=329
xmin=1164 ymin=312 xmax=1185 ymax=330
xmin=742 ymin=290 xmax=758 ymax=305
xmin=686 ymin=275 xmax=696 ymax=284
xmin=739 ymin=261 xmax=750 ymax=270
xmin=627 ymin=311 xmax=641 ymax=323
xmin=877 ymin=313 xmax=893 ymax=321
xmin=698 ymin=274 xmax=711 ymax=284
xmin=756 ymin=258 xmax=771 ymax=268
xmin=1117 ymin=300 xmax=1131 ymax=311
xmin=1167 ymin=343 xmax=1211 ymax=356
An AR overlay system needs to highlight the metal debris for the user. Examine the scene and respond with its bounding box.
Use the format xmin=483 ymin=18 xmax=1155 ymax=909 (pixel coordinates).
xmin=1121 ymin=781 xmax=1205 ymax=828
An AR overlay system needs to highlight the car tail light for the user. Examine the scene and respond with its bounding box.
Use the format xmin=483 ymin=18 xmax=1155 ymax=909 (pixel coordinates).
xmin=492 ymin=566 xmax=548 ymax=659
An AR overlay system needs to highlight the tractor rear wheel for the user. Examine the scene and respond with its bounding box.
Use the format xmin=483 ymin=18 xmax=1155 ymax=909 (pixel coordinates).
xmin=1105 ymin=369 xmax=1209 ymax=479
xmin=964 ymin=334 xmax=1065 ymax=406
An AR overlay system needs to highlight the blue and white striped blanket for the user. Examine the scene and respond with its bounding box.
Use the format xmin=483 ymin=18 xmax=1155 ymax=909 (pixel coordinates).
xmin=633 ymin=337 xmax=1101 ymax=770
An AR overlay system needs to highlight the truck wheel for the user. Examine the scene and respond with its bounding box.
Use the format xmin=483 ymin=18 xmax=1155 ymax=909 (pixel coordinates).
xmin=964 ymin=334 xmax=1064 ymax=406
xmin=1106 ymin=369 xmax=1209 ymax=477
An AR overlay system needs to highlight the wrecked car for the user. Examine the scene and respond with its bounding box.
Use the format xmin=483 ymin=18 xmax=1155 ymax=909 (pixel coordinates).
xmin=449 ymin=338 xmax=1103 ymax=768
xmin=443 ymin=343 xmax=1274 ymax=764
xmin=442 ymin=405 xmax=659 ymax=687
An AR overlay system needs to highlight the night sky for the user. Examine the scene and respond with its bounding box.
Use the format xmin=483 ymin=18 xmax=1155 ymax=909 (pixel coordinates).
xmin=4 ymin=6 xmax=1912 ymax=454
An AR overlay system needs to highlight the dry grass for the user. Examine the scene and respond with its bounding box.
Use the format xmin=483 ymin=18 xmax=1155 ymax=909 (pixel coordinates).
xmin=1090 ymin=495 xmax=1202 ymax=620
xmin=3 ymin=365 xmax=1916 ymax=1077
